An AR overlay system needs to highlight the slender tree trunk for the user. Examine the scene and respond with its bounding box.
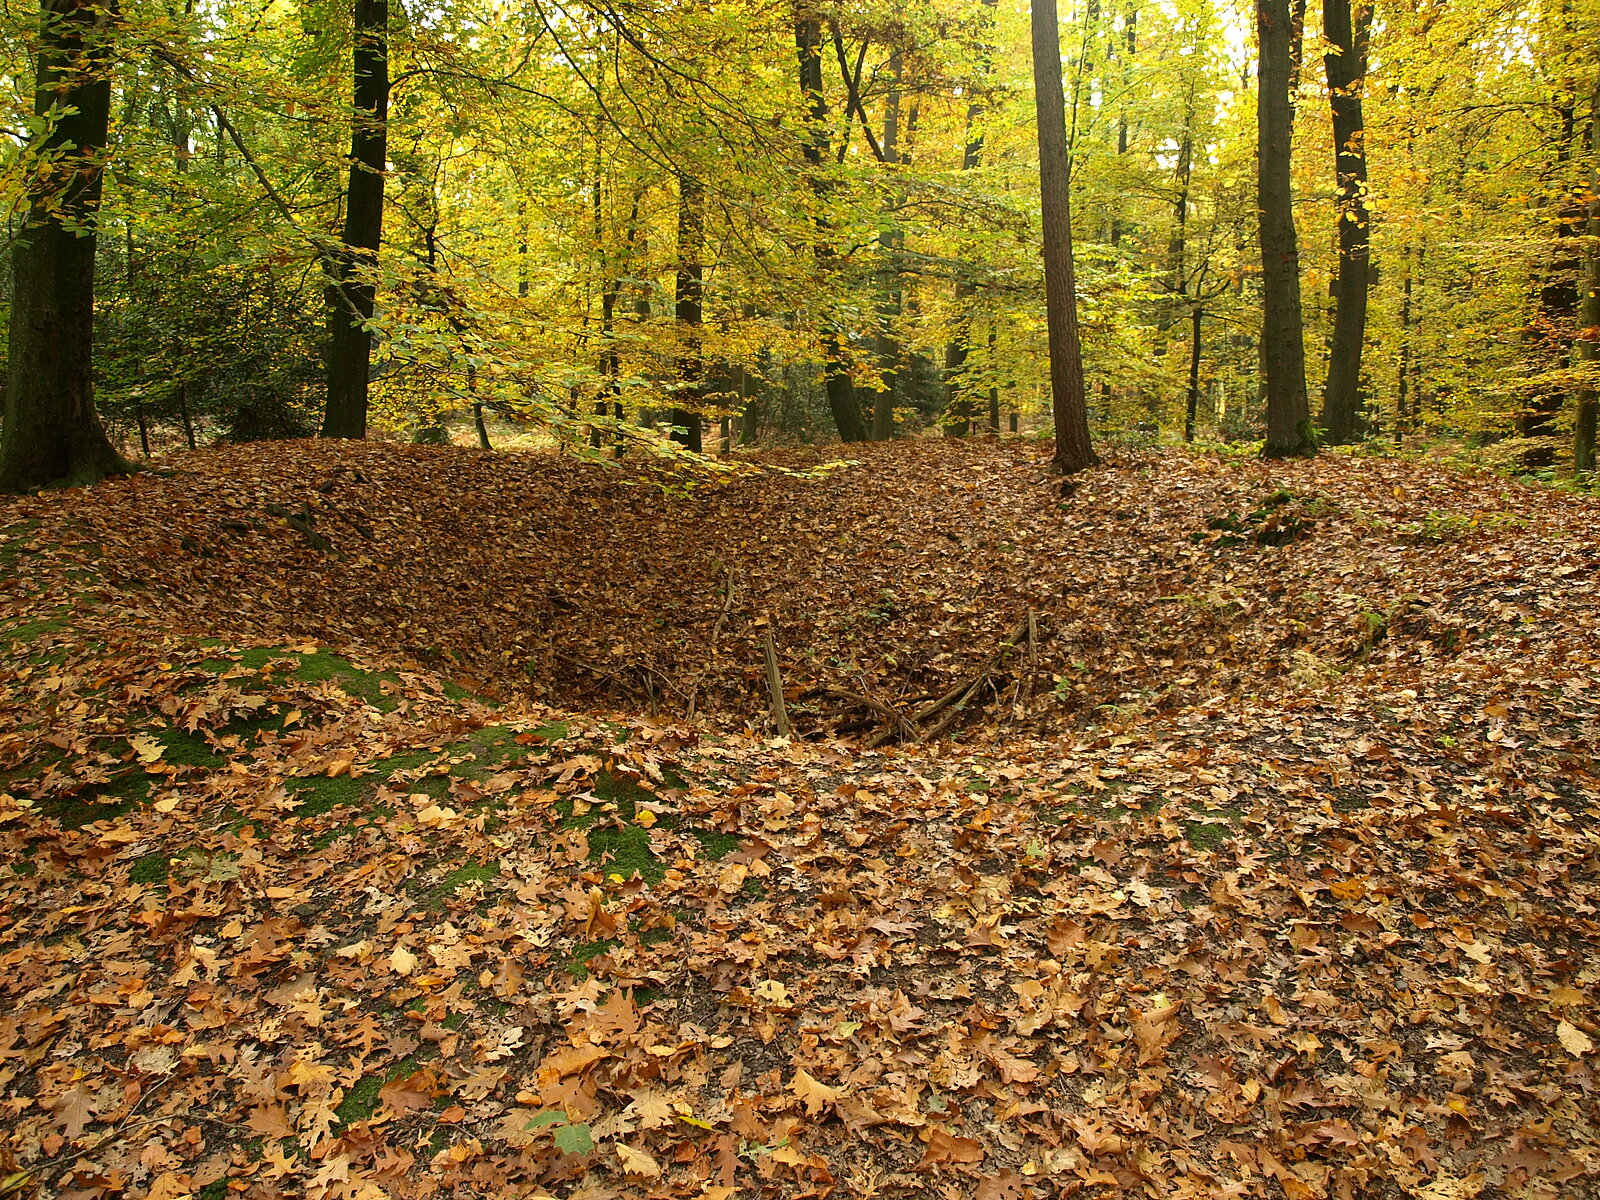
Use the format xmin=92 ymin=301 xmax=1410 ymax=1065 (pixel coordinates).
xmin=1318 ymin=0 xmax=1372 ymax=444
xmin=872 ymin=48 xmax=905 ymax=442
xmin=1575 ymin=71 xmax=1599 ymax=473
xmin=795 ymin=7 xmax=867 ymax=443
xmin=472 ymin=392 xmax=492 ymax=450
xmin=1185 ymin=305 xmax=1203 ymax=442
xmin=177 ymin=383 xmax=197 ymax=449
xmin=320 ymin=0 xmax=389 ymax=439
xmin=671 ymin=172 xmax=704 ymax=453
xmin=1256 ymin=0 xmax=1316 ymax=457
xmin=1395 ymin=245 xmax=1413 ymax=444
xmin=987 ymin=329 xmax=1001 ymax=434
xmin=945 ymin=0 xmax=996 ymax=437
xmin=0 ymin=0 xmax=131 ymax=492
xmin=1032 ymin=0 xmax=1098 ymax=474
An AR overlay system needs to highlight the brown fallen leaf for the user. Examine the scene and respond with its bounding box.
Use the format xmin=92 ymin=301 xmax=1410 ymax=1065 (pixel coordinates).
xmin=789 ymin=1068 xmax=841 ymax=1116
xmin=920 ymin=1128 xmax=985 ymax=1167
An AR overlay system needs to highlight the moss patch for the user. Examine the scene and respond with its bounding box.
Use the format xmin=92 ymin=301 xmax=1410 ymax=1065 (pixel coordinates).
xmin=47 ymin=770 xmax=152 ymax=829
xmin=1 ymin=610 xmax=73 ymax=644
xmin=287 ymin=773 xmax=370 ymax=818
xmin=587 ymin=824 xmax=663 ymax=883
xmin=129 ymin=852 xmax=171 ymax=885
xmin=568 ymin=938 xmax=620 ymax=978
xmin=1184 ymin=807 xmax=1244 ymax=851
xmin=687 ymin=828 xmax=741 ymax=860
xmin=427 ymin=861 xmax=499 ymax=908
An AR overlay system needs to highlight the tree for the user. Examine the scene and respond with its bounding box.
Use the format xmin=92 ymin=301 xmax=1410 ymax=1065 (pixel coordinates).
xmin=0 ymin=0 xmax=131 ymax=492
xmin=320 ymin=0 xmax=390 ymax=439
xmin=1031 ymin=0 xmax=1097 ymax=474
xmin=794 ymin=4 xmax=868 ymax=444
xmin=671 ymin=172 xmax=705 ymax=453
xmin=1576 ymin=68 xmax=1600 ymax=473
xmin=1318 ymin=0 xmax=1372 ymax=444
xmin=1256 ymin=0 xmax=1316 ymax=458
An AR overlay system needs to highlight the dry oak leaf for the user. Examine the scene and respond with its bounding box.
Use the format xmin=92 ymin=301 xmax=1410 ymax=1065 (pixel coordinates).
xmin=1556 ymin=1020 xmax=1594 ymax=1057
xmin=1068 ymin=1116 xmax=1130 ymax=1158
xmin=538 ymin=1043 xmax=610 ymax=1086
xmin=974 ymin=1170 xmax=1032 ymax=1200
xmin=920 ymin=1128 xmax=986 ymax=1167
xmin=389 ymin=945 xmax=418 ymax=976
xmin=790 ymin=1068 xmax=842 ymax=1116
xmin=378 ymin=1067 xmax=441 ymax=1117
xmin=615 ymin=1143 xmax=662 ymax=1179
xmin=49 ymin=1083 xmax=96 ymax=1140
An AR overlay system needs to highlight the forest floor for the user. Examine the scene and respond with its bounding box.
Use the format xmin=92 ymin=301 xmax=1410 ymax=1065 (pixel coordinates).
xmin=1 ymin=438 xmax=1597 ymax=1200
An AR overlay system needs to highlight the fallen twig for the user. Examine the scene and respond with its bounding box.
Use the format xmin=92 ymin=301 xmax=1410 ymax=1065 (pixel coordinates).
xmin=761 ymin=625 xmax=792 ymax=737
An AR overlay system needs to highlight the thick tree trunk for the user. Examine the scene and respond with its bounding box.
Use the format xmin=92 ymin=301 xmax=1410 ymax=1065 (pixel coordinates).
xmin=1256 ymin=0 xmax=1316 ymax=458
xmin=320 ymin=0 xmax=389 ymax=440
xmin=1031 ymin=0 xmax=1098 ymax=474
xmin=1317 ymin=0 xmax=1372 ymax=444
xmin=0 ymin=0 xmax=130 ymax=492
xmin=671 ymin=173 xmax=704 ymax=453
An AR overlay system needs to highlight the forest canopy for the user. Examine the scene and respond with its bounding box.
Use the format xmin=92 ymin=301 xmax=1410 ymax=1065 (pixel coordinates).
xmin=0 ymin=0 xmax=1596 ymax=480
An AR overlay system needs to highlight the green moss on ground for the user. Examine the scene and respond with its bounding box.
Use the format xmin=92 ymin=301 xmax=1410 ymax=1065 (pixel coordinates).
xmin=587 ymin=824 xmax=662 ymax=883
xmin=687 ymin=828 xmax=740 ymax=860
xmin=287 ymin=773 xmax=369 ymax=818
xmin=130 ymin=852 xmax=171 ymax=885
xmin=568 ymin=938 xmax=620 ymax=978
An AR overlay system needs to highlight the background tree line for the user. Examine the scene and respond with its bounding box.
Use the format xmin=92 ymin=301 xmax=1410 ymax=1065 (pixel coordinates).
xmin=0 ymin=0 xmax=1597 ymax=490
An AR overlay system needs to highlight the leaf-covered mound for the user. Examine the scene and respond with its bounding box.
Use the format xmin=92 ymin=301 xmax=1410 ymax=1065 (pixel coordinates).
xmin=2 ymin=440 xmax=1598 ymax=1199
xmin=9 ymin=437 xmax=1599 ymax=738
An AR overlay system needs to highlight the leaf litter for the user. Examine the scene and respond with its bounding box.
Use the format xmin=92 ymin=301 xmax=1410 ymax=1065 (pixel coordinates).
xmin=0 ymin=438 xmax=1597 ymax=1199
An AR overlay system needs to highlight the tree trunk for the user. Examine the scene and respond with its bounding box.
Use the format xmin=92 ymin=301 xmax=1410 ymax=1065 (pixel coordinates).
xmin=1573 ymin=69 xmax=1599 ymax=473
xmin=795 ymin=7 xmax=866 ymax=443
xmin=1317 ymin=0 xmax=1372 ymax=444
xmin=177 ymin=382 xmax=197 ymax=450
xmin=320 ymin=0 xmax=389 ymax=440
xmin=1256 ymin=0 xmax=1316 ymax=458
xmin=0 ymin=0 xmax=130 ymax=492
xmin=1031 ymin=0 xmax=1098 ymax=474
xmin=872 ymin=48 xmax=905 ymax=442
xmin=671 ymin=172 xmax=704 ymax=453
xmin=1395 ymin=246 xmax=1413 ymax=444
xmin=1185 ymin=305 xmax=1203 ymax=442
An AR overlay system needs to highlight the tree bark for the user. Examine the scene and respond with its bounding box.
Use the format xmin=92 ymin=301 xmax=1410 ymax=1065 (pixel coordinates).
xmin=795 ymin=6 xmax=867 ymax=443
xmin=320 ymin=0 xmax=389 ymax=440
xmin=944 ymin=0 xmax=998 ymax=438
xmin=1185 ymin=305 xmax=1203 ymax=442
xmin=1031 ymin=0 xmax=1098 ymax=474
xmin=1256 ymin=0 xmax=1316 ymax=458
xmin=1317 ymin=0 xmax=1372 ymax=444
xmin=671 ymin=172 xmax=705 ymax=453
xmin=0 ymin=0 xmax=131 ymax=492
xmin=1395 ymin=245 xmax=1413 ymax=444
xmin=1573 ymin=69 xmax=1599 ymax=473
xmin=872 ymin=48 xmax=905 ymax=442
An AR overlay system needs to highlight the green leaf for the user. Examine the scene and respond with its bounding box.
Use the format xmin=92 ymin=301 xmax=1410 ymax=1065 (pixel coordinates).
xmin=552 ymin=1121 xmax=595 ymax=1155
xmin=523 ymin=1110 xmax=565 ymax=1129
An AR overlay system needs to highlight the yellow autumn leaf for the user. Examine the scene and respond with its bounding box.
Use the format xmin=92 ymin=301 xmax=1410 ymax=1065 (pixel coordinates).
xmin=391 ymin=945 xmax=419 ymax=975
xmin=615 ymin=1143 xmax=661 ymax=1179
xmin=1556 ymin=1020 xmax=1594 ymax=1057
